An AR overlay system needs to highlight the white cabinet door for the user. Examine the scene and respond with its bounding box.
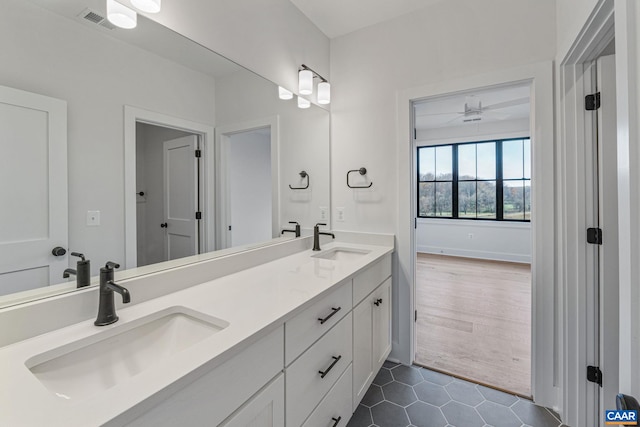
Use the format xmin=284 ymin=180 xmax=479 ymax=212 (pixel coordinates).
xmin=220 ymin=374 xmax=284 ymax=427
xmin=373 ymin=278 xmax=392 ymax=366
xmin=352 ymin=296 xmax=373 ymax=411
xmin=0 ymin=85 xmax=67 ymax=295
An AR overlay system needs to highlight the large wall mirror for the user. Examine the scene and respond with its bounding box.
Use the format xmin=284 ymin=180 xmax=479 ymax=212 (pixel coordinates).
xmin=0 ymin=0 xmax=330 ymax=308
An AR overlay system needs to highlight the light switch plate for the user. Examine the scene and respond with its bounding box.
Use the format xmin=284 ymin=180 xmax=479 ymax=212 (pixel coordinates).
xmin=336 ymin=207 xmax=345 ymax=222
xmin=87 ymin=210 xmax=100 ymax=226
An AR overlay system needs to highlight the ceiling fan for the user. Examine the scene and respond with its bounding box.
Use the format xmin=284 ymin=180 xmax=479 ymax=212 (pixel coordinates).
xmin=423 ymin=95 xmax=530 ymax=124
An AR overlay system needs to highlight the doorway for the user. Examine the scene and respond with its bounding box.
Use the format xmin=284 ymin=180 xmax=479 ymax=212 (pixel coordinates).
xmin=123 ymin=106 xmax=215 ymax=270
xmin=412 ymin=83 xmax=533 ymax=396
xmin=226 ymin=127 xmax=273 ymax=248
xmin=135 ymin=123 xmax=202 ymax=267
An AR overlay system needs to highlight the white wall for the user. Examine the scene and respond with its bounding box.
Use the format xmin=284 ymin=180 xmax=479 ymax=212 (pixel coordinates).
xmin=0 ymin=0 xmax=216 ymax=276
xmin=228 ymin=130 xmax=272 ymax=247
xmin=556 ymin=0 xmax=600 ymax=59
xmin=330 ymin=0 xmax=556 ymax=378
xmin=146 ymin=0 xmax=330 ymax=103
xmin=418 ymin=219 xmax=531 ymax=263
xmin=136 ymin=124 xmax=193 ymax=267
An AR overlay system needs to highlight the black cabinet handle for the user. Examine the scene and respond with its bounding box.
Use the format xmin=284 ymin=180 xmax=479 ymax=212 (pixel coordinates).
xmin=318 ymin=307 xmax=341 ymax=325
xmin=160 ymin=223 xmax=168 ymax=228
xmin=331 ymin=416 xmax=342 ymax=427
xmin=374 ymin=298 xmax=383 ymax=306
xmin=318 ymin=355 xmax=341 ymax=379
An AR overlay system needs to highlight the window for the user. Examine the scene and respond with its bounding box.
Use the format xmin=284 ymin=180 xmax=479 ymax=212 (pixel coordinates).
xmin=417 ymin=138 xmax=530 ymax=221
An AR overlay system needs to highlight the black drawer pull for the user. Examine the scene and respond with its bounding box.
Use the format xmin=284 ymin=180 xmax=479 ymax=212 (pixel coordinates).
xmin=374 ymin=298 xmax=383 ymax=306
xmin=331 ymin=416 xmax=342 ymax=427
xmin=318 ymin=355 xmax=342 ymax=378
xmin=318 ymin=307 xmax=341 ymax=324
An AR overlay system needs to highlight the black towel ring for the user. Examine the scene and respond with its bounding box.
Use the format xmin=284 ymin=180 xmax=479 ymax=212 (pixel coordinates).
xmin=289 ymin=171 xmax=310 ymax=190
xmin=347 ymin=167 xmax=373 ymax=188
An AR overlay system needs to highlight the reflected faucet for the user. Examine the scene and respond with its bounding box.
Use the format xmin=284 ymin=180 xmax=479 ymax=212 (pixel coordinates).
xmin=313 ymin=223 xmax=335 ymax=251
xmin=63 ymin=252 xmax=91 ymax=288
xmin=282 ymin=221 xmax=301 ymax=237
xmin=95 ymin=261 xmax=130 ymax=326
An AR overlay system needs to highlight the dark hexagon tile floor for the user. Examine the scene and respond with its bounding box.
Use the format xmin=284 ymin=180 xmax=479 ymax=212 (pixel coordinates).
xmin=347 ymin=362 xmax=567 ymax=427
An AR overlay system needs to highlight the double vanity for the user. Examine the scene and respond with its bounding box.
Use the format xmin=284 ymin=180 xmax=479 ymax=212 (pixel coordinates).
xmin=0 ymin=235 xmax=393 ymax=426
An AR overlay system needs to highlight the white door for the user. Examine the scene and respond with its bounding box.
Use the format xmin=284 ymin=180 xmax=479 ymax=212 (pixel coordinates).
xmin=596 ymin=54 xmax=619 ymax=420
xmin=0 ymin=85 xmax=67 ymax=296
xmin=163 ymin=135 xmax=199 ymax=261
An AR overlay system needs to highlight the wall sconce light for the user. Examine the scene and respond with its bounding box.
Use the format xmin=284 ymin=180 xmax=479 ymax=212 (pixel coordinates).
xmin=298 ymin=69 xmax=313 ymax=95
xmin=131 ymin=0 xmax=162 ymax=13
xmin=297 ymin=96 xmax=311 ymax=109
xmin=279 ymin=86 xmax=293 ymax=100
xmin=317 ymin=81 xmax=331 ymax=105
xmin=298 ymin=64 xmax=330 ymax=104
xmin=107 ymin=0 xmax=137 ymax=29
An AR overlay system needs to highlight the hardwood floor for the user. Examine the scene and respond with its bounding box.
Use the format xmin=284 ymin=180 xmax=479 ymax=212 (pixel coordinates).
xmin=415 ymin=253 xmax=532 ymax=397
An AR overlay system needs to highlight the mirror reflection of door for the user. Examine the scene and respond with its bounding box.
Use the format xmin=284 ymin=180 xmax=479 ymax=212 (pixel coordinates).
xmin=0 ymin=85 xmax=68 ymax=295
xmin=227 ymin=127 xmax=272 ymax=247
xmin=135 ymin=123 xmax=201 ymax=267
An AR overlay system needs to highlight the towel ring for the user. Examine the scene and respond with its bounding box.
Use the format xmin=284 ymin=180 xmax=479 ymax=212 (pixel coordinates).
xmin=347 ymin=167 xmax=373 ymax=189
xmin=289 ymin=171 xmax=310 ymax=190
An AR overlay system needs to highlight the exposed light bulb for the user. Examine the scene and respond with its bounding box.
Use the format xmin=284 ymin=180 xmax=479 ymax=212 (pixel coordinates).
xmin=278 ymin=86 xmax=293 ymax=100
xmin=107 ymin=0 xmax=137 ymax=29
xmin=297 ymin=96 xmax=311 ymax=109
xmin=131 ymin=0 xmax=161 ymax=13
xmin=299 ymin=69 xmax=313 ymax=95
xmin=317 ymin=81 xmax=331 ymax=105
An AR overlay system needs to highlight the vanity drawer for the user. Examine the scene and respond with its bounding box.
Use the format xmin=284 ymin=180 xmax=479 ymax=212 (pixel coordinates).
xmin=353 ymin=253 xmax=391 ymax=305
xmin=286 ymin=313 xmax=352 ymax=427
xmin=301 ymin=364 xmax=352 ymax=427
xmin=285 ymin=279 xmax=352 ymax=365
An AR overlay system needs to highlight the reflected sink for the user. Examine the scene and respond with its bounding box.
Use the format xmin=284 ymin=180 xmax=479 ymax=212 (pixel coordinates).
xmin=312 ymin=247 xmax=371 ymax=262
xmin=26 ymin=306 xmax=229 ymax=401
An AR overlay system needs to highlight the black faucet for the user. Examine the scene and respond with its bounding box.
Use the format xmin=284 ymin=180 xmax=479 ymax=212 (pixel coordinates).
xmin=282 ymin=221 xmax=301 ymax=237
xmin=313 ymin=223 xmax=335 ymax=251
xmin=95 ymin=262 xmax=130 ymax=326
xmin=63 ymin=252 xmax=91 ymax=288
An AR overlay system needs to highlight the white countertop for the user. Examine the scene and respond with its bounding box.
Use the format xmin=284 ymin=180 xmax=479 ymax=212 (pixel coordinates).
xmin=0 ymin=241 xmax=393 ymax=427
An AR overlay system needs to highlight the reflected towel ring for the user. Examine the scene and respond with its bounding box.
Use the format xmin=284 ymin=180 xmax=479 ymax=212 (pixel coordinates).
xmin=289 ymin=171 xmax=310 ymax=190
xmin=347 ymin=167 xmax=373 ymax=188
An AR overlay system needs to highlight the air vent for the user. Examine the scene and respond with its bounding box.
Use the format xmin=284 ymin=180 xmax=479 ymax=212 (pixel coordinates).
xmin=77 ymin=8 xmax=115 ymax=30
xmin=463 ymin=117 xmax=482 ymax=123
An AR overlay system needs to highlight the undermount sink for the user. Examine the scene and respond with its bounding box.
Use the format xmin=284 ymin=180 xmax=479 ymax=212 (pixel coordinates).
xmin=312 ymin=247 xmax=371 ymax=262
xmin=25 ymin=306 xmax=229 ymax=401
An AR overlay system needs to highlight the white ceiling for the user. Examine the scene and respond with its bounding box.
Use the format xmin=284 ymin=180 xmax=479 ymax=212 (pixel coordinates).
xmin=414 ymin=84 xmax=531 ymax=130
xmin=289 ymin=0 xmax=443 ymax=38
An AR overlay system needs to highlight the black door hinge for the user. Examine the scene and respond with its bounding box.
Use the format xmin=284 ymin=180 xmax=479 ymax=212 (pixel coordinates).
xmin=587 ymin=365 xmax=602 ymax=386
xmin=228 ymin=225 xmax=232 ymax=231
xmin=587 ymin=227 xmax=603 ymax=245
xmin=415 ymin=310 xmax=417 ymax=322
xmin=585 ymin=93 xmax=601 ymax=111
xmin=195 ymin=211 xmax=202 ymax=220
xmin=195 ymin=149 xmax=202 ymax=158
xmin=414 ymin=128 xmax=417 ymax=140
xmin=414 ymin=218 xmax=417 ymax=229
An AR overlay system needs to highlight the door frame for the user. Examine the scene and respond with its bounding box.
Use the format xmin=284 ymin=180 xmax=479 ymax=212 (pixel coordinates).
xmin=396 ymin=61 xmax=556 ymax=408
xmin=214 ymin=116 xmax=280 ymax=250
xmin=124 ymin=106 xmax=214 ymax=269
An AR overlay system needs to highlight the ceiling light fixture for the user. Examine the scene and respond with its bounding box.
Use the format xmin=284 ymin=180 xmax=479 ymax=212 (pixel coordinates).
xmin=298 ymin=64 xmax=330 ymax=104
xmin=131 ymin=0 xmax=161 ymax=13
xmin=278 ymin=86 xmax=293 ymax=100
xmin=297 ymin=96 xmax=311 ymax=109
xmin=107 ymin=0 xmax=137 ymax=29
